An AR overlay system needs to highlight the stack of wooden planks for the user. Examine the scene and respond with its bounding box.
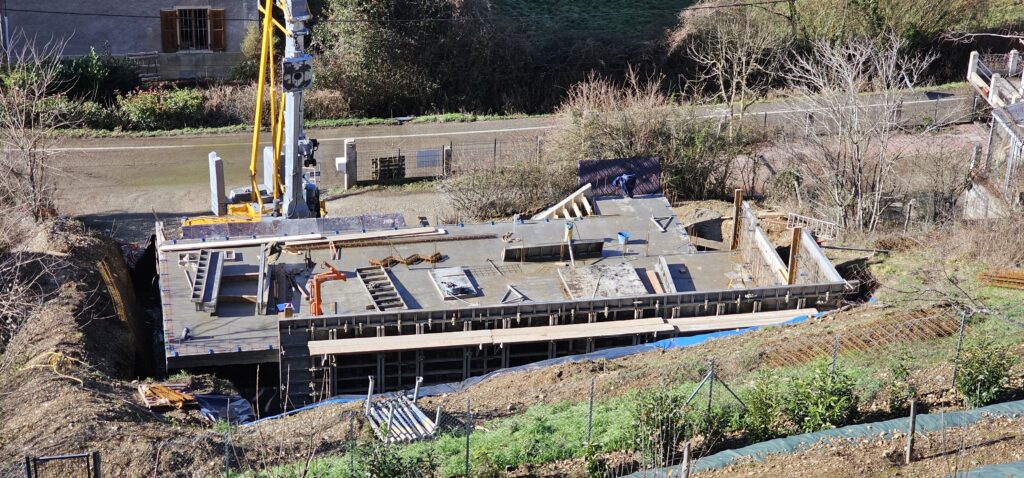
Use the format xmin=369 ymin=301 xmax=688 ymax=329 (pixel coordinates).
xmin=138 ymin=383 xmax=195 ymax=410
xmin=365 ymin=395 xmax=438 ymax=444
xmin=978 ymin=268 xmax=1024 ymax=290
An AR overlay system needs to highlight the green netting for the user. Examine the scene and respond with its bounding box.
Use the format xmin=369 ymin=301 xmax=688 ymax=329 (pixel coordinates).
xmin=626 ymin=399 xmax=1024 ymax=477
xmin=958 ymin=460 xmax=1024 ymax=477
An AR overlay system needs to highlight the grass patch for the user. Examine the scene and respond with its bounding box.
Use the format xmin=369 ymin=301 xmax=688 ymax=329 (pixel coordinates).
xmin=52 ymin=113 xmax=540 ymax=139
xmin=410 ymin=113 xmax=534 ymax=123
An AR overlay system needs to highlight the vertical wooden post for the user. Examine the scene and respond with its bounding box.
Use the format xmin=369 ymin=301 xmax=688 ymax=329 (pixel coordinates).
xmin=681 ymin=441 xmax=691 ymax=478
xmin=788 ymin=227 xmax=802 ymax=285
xmin=904 ymin=399 xmax=917 ymax=465
xmin=731 ymin=189 xmax=743 ymax=251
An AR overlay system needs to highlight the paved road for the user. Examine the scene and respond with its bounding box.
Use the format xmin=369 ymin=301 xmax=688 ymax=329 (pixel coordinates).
xmin=53 ymin=88 xmax=975 ymax=239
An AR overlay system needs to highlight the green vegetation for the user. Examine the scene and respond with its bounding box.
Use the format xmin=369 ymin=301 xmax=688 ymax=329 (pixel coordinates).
xmin=784 ymin=362 xmax=859 ymax=433
xmin=956 ymin=337 xmax=1018 ymax=407
xmin=118 ymin=88 xmax=204 ymax=130
xmin=742 ymin=370 xmax=787 ymax=442
xmin=887 ymin=347 xmax=916 ymax=414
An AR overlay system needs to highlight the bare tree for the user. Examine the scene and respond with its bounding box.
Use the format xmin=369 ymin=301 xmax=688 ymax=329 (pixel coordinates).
xmin=678 ymin=3 xmax=790 ymax=136
xmin=781 ymin=32 xmax=934 ymax=231
xmin=0 ymin=33 xmax=73 ymax=219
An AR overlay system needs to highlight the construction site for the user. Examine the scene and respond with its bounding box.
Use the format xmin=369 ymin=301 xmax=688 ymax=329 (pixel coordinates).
xmin=137 ymin=0 xmax=851 ymax=414
xmin=7 ymin=1 xmax=1024 ymax=477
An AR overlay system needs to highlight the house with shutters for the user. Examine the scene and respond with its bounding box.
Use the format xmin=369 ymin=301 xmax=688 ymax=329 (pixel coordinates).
xmin=3 ymin=1 xmax=256 ymax=79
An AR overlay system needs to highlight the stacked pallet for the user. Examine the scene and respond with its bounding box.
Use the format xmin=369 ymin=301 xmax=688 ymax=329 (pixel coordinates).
xmin=365 ymin=395 xmax=438 ymax=444
xmin=138 ymin=384 xmax=195 ymax=410
xmin=978 ymin=268 xmax=1024 ymax=290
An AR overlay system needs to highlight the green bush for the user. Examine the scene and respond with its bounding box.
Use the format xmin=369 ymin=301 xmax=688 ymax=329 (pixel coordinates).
xmin=887 ymin=347 xmax=916 ymax=414
xmin=632 ymin=388 xmax=688 ymax=468
xmin=77 ymin=101 xmax=120 ymax=130
xmin=56 ymin=48 xmax=141 ymax=101
xmin=118 ymin=88 xmax=203 ymax=130
xmin=956 ymin=337 xmax=1018 ymax=408
xmin=347 ymin=440 xmax=438 ymax=478
xmin=785 ymin=362 xmax=859 ymax=433
xmin=743 ymin=370 xmax=788 ymax=442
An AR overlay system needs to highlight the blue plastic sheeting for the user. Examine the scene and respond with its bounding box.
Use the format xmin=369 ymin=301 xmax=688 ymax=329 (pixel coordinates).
xmin=957 ymin=460 xmax=1024 ymax=477
xmin=625 ymin=399 xmax=1024 ymax=477
xmin=246 ymin=312 xmax=815 ymax=426
xmin=195 ymin=394 xmax=256 ymax=425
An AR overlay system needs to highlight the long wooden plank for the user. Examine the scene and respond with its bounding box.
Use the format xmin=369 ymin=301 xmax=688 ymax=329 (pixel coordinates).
xmin=308 ymin=309 xmax=817 ymax=356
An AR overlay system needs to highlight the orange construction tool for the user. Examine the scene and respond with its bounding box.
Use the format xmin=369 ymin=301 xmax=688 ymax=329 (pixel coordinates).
xmin=309 ymin=261 xmax=347 ymax=316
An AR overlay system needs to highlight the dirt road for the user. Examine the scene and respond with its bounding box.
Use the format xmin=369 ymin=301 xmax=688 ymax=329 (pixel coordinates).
xmin=52 ymin=89 xmax=975 ymax=241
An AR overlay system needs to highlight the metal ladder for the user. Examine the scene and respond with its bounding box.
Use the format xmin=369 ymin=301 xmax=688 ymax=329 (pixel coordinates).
xmin=356 ymin=266 xmax=407 ymax=311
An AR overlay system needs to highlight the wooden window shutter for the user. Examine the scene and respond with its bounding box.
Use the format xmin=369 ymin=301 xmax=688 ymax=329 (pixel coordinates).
xmin=210 ymin=9 xmax=227 ymax=52
xmin=160 ymin=10 xmax=179 ymax=53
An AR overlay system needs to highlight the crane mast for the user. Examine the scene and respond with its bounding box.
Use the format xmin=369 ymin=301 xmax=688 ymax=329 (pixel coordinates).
xmin=187 ymin=0 xmax=320 ymax=226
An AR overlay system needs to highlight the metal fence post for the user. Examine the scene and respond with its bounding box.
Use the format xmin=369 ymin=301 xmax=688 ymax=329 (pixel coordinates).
xmin=224 ymin=397 xmax=231 ymax=478
xmin=905 ymin=399 xmax=917 ymax=464
xmin=831 ymin=335 xmax=839 ymax=376
xmin=464 ymin=398 xmax=472 ymax=478
xmin=952 ymin=312 xmax=967 ymax=389
xmin=23 ymin=455 xmax=31 ymax=478
xmin=91 ymin=451 xmax=101 ymax=478
xmin=586 ymin=377 xmax=595 ymax=444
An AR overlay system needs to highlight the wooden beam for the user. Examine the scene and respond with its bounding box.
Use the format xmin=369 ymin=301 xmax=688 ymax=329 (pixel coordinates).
xmin=307 ymin=308 xmax=817 ymax=356
xmin=788 ymin=227 xmax=802 ymax=285
xmin=646 ymin=270 xmax=665 ymax=294
xmin=731 ymin=189 xmax=743 ymax=251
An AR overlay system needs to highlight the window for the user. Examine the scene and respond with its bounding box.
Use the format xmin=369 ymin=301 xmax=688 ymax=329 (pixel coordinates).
xmin=160 ymin=9 xmax=226 ymax=53
xmin=177 ymin=9 xmax=210 ymax=51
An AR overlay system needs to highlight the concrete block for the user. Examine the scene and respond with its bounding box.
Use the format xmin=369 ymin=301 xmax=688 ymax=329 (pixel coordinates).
xmin=208 ymin=152 xmax=226 ymax=216
xmin=262 ymin=146 xmax=275 ymax=193
xmin=335 ymin=138 xmax=358 ymax=190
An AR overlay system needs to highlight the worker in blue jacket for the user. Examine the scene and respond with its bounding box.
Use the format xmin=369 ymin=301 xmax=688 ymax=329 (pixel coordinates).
xmin=611 ymin=174 xmax=637 ymax=198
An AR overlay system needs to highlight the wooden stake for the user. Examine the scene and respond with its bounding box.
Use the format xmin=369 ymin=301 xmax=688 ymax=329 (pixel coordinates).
xmin=788 ymin=227 xmax=802 ymax=285
xmin=731 ymin=189 xmax=743 ymax=251
xmin=905 ymin=399 xmax=917 ymax=465
xmin=682 ymin=441 xmax=691 ymax=478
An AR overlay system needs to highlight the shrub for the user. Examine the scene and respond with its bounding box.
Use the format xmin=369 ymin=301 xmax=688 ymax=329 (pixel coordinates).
xmin=201 ymin=84 xmax=258 ymax=127
xmin=438 ymin=158 xmax=575 ymax=221
xmin=956 ymin=337 xmax=1017 ymax=408
xmin=887 ymin=347 xmax=916 ymax=414
xmin=632 ymin=388 xmax=688 ymax=468
xmin=118 ymin=88 xmax=202 ymax=130
xmin=348 ymin=440 xmax=438 ymax=477
xmin=743 ymin=370 xmax=788 ymax=442
xmin=785 ymin=362 xmax=859 ymax=433
xmin=552 ymin=71 xmax=744 ymax=203
xmin=76 ymin=101 xmax=119 ymax=130
xmin=35 ymin=95 xmax=82 ymax=128
xmin=230 ymin=25 xmax=264 ymax=82
xmin=305 ymin=88 xmax=351 ymax=120
xmin=56 ymin=48 xmax=140 ymax=102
